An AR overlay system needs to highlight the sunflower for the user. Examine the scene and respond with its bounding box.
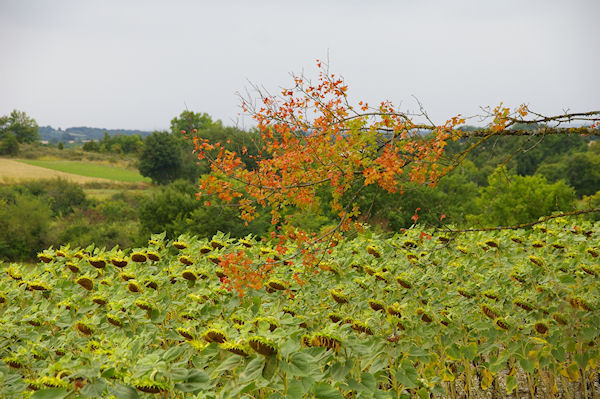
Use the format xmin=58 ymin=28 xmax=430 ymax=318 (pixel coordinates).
xmin=351 ymin=320 xmax=373 ymax=335
xmin=38 ymin=376 xmax=70 ymax=389
xmin=127 ymin=280 xmax=141 ymax=293
xmin=202 ymin=329 xmax=227 ymax=344
xmin=311 ymin=332 xmax=341 ymax=352
xmin=66 ymin=262 xmax=80 ymax=273
xmin=481 ymin=304 xmax=500 ymax=320
xmin=147 ymin=251 xmax=160 ymax=261
xmin=248 ymin=336 xmax=277 ymax=356
xmin=133 ymin=378 xmax=168 ymax=394
xmin=76 ymin=277 xmax=94 ymax=291
xmin=368 ymin=299 xmax=386 ymax=313
xmin=110 ymin=257 xmax=128 ymax=268
xmin=366 ymin=245 xmax=381 ymax=258
xmin=179 ymin=256 xmax=194 ymax=266
xmin=131 ymin=252 xmax=147 ymax=263
xmin=210 ymin=239 xmax=225 ymax=249
xmin=176 ymin=327 xmax=194 ymax=340
xmin=267 ymin=278 xmax=288 ymax=291
xmin=221 ymin=342 xmax=250 ymax=357
xmin=75 ymin=321 xmax=94 ymax=336
xmin=88 ymin=257 xmax=106 ymax=269
xmin=107 ymin=314 xmax=123 ymax=327
xmin=181 ymin=269 xmax=197 ymax=281
xmin=173 ymin=241 xmax=188 ymax=250
xmin=330 ymin=289 xmax=349 ymax=304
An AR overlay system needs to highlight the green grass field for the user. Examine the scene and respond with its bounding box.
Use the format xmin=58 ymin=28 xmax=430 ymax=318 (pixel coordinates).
xmin=18 ymin=159 xmax=151 ymax=183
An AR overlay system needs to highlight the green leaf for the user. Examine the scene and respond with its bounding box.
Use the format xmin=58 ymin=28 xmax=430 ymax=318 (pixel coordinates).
xmin=174 ymin=370 xmax=211 ymax=393
xmin=360 ymin=372 xmax=376 ymax=392
xmin=396 ymin=359 xmax=419 ymax=389
xmin=214 ymin=355 xmax=243 ymax=374
xmin=81 ymin=378 xmax=107 ymax=397
xmin=506 ymin=375 xmax=518 ymax=394
xmin=262 ymin=355 xmax=278 ymax=380
xmin=312 ymin=382 xmax=344 ymax=399
xmin=239 ymin=356 xmax=265 ymax=382
xmin=31 ymin=389 xmax=70 ymax=399
xmin=162 ymin=345 xmax=185 ymax=362
xmin=463 ymin=342 xmax=478 ymax=361
xmin=109 ymin=384 xmax=139 ymax=399
xmin=329 ymin=361 xmax=350 ymax=382
xmin=287 ymin=351 xmax=313 ymax=377
xmin=286 ymin=379 xmax=306 ymax=399
xmin=519 ymin=358 xmax=535 ymax=374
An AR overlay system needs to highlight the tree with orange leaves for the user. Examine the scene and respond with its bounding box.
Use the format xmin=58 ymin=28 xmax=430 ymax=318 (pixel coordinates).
xmin=187 ymin=60 xmax=600 ymax=288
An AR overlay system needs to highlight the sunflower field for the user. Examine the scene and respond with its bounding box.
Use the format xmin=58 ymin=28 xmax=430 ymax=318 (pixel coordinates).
xmin=0 ymin=219 xmax=599 ymax=398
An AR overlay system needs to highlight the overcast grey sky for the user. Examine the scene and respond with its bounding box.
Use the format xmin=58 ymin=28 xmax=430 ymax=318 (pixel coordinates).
xmin=1 ymin=0 xmax=598 ymax=131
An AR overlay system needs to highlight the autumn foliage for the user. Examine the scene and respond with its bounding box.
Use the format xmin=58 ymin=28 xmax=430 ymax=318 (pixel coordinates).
xmin=187 ymin=60 xmax=599 ymax=294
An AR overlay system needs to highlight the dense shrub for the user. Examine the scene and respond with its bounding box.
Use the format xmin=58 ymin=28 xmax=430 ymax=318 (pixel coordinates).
xmin=0 ymin=190 xmax=52 ymax=260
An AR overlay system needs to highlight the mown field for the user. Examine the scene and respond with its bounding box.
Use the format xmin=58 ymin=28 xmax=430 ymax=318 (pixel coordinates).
xmin=0 ymin=220 xmax=599 ymax=398
xmin=17 ymin=159 xmax=150 ymax=183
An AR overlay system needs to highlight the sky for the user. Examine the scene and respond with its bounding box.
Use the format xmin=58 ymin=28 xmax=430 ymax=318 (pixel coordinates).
xmin=1 ymin=0 xmax=598 ymax=131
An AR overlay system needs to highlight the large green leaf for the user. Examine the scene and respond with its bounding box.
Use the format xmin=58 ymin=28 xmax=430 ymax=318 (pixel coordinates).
xmin=396 ymin=359 xmax=419 ymax=389
xmin=30 ymin=389 xmax=70 ymax=399
xmin=312 ymin=382 xmax=344 ymax=399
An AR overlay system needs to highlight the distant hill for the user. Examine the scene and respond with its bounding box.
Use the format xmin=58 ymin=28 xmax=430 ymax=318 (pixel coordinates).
xmin=39 ymin=126 xmax=153 ymax=143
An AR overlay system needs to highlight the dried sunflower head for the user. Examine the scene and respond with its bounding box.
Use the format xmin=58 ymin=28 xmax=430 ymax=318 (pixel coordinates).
xmin=221 ymin=341 xmax=250 ymax=357
xmin=248 ymin=336 xmax=277 ymax=356
xmin=130 ymin=252 xmax=147 ymax=263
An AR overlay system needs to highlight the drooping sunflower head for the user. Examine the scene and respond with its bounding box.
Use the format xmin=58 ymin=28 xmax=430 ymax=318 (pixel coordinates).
xmin=368 ymin=299 xmax=386 ymax=313
xmin=528 ymin=255 xmax=544 ymax=267
xmin=202 ymin=328 xmax=227 ymax=344
xmin=494 ymin=317 xmax=510 ymax=330
xmin=176 ymin=327 xmax=195 ymax=340
xmin=130 ymin=252 xmax=147 ymax=263
xmin=210 ymin=239 xmax=226 ymax=249
xmin=181 ymin=269 xmax=197 ymax=281
xmin=127 ymin=280 xmax=141 ymax=293
xmin=106 ymin=314 xmax=123 ymax=327
xmin=248 ymin=336 xmax=278 ymax=356
xmin=179 ymin=256 xmax=194 ymax=266
xmin=173 ymin=241 xmax=189 ymax=250
xmin=329 ymin=289 xmax=349 ymax=304
xmin=76 ymin=276 xmax=94 ymax=291
xmin=132 ymin=378 xmax=169 ymax=394
xmin=366 ymin=245 xmax=381 ymax=258
xmin=311 ymin=331 xmax=342 ymax=352
xmin=266 ymin=278 xmax=288 ymax=291
xmin=91 ymin=295 xmax=107 ymax=306
xmin=220 ymin=341 xmax=250 ymax=357
xmin=37 ymin=252 xmax=54 ymax=263
xmin=534 ymin=321 xmax=549 ymax=335
xmin=146 ymin=251 xmax=160 ymax=262
xmin=38 ymin=376 xmax=70 ymax=389
xmin=351 ymin=320 xmax=374 ymax=335
xmin=110 ymin=257 xmax=128 ymax=268
xmin=88 ymin=257 xmax=106 ymax=269
xmin=75 ymin=321 xmax=94 ymax=336
xmin=134 ymin=299 xmax=155 ymax=312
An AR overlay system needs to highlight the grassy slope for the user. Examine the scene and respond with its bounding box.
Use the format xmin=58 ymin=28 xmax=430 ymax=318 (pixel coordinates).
xmin=18 ymin=159 xmax=150 ymax=183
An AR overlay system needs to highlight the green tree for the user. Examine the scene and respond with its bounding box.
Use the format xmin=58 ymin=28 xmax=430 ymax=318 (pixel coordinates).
xmin=0 ymin=110 xmax=39 ymax=143
xmin=469 ymin=168 xmax=575 ymax=226
xmin=170 ymin=110 xmax=221 ymax=134
xmin=138 ymin=131 xmax=183 ymax=185
xmin=137 ymin=180 xmax=269 ymax=240
xmin=566 ymin=152 xmax=600 ymax=197
xmin=0 ymin=190 xmax=52 ymax=261
xmin=0 ymin=133 xmax=19 ymax=155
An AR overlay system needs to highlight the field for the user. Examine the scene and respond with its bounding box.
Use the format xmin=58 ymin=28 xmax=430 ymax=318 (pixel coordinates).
xmin=16 ymin=159 xmax=151 ymax=183
xmin=0 ymin=220 xmax=599 ymax=398
xmin=0 ymin=159 xmax=115 ymax=184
